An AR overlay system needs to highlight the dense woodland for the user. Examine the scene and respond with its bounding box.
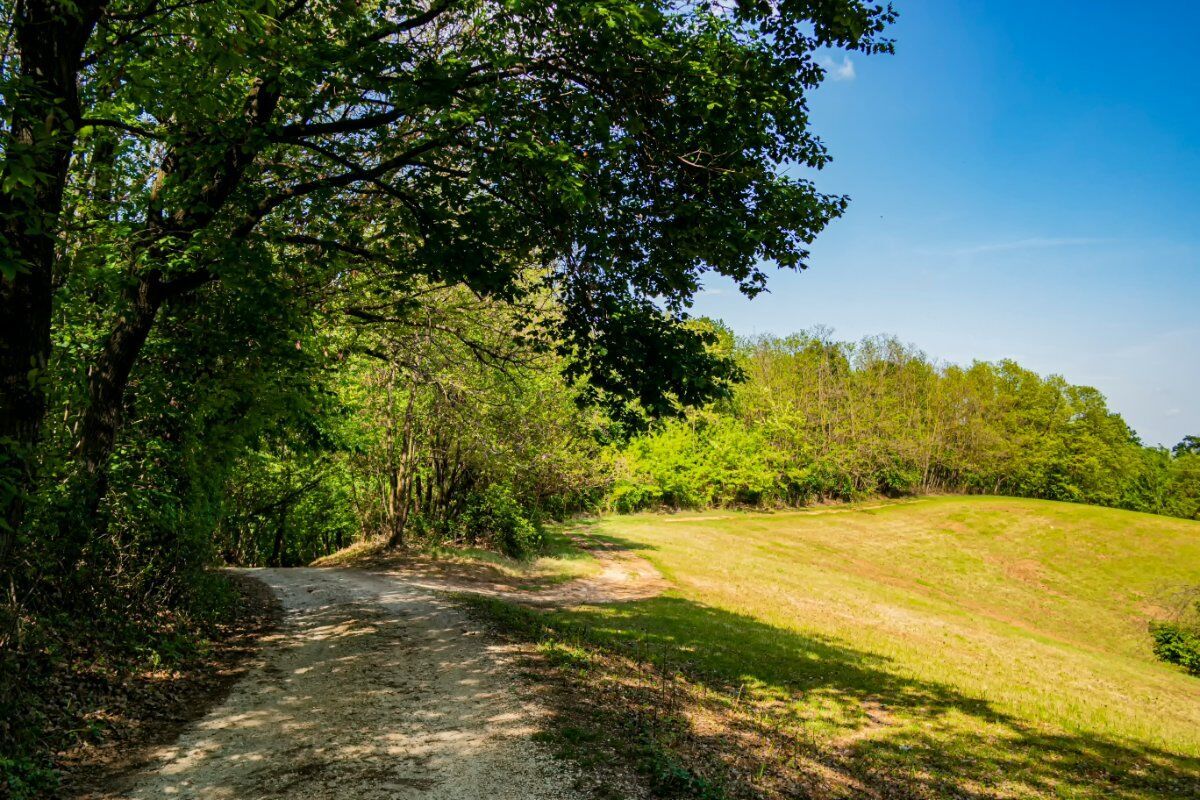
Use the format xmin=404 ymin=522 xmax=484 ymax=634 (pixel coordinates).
xmin=209 ymin=322 xmax=1200 ymax=570
xmin=211 ymin=322 xmax=1200 ymax=569
xmin=614 ymin=328 xmax=1200 ymax=518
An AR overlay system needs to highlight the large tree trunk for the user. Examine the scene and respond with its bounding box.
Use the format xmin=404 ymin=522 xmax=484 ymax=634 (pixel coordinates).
xmin=0 ymin=251 xmax=51 ymax=545
xmin=0 ymin=0 xmax=105 ymax=555
xmin=76 ymin=275 xmax=165 ymax=504
xmin=387 ymin=390 xmax=418 ymax=549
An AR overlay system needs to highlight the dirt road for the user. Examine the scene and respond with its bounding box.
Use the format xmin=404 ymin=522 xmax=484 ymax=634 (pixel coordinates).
xmin=107 ymin=568 xmax=588 ymax=799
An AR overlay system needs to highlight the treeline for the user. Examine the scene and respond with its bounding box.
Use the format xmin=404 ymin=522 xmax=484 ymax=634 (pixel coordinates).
xmin=227 ymin=325 xmax=1200 ymax=571
xmin=611 ymin=329 xmax=1200 ymax=519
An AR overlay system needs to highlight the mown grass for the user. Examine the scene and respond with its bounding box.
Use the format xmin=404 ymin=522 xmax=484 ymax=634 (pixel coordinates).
xmin=470 ymin=496 xmax=1200 ymax=799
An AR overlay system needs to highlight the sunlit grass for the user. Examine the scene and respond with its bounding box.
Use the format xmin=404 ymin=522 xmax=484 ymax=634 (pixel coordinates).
xmin=601 ymin=498 xmax=1200 ymax=750
xmin=519 ymin=496 xmax=1200 ymax=798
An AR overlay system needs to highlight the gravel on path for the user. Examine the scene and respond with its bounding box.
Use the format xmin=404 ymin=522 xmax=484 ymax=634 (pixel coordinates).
xmin=108 ymin=568 xmax=589 ymax=800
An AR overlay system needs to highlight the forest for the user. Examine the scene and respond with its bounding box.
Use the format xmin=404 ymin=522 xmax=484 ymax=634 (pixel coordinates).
xmin=180 ymin=321 xmax=1200 ymax=570
xmin=1 ymin=0 xmax=1196 ymax=796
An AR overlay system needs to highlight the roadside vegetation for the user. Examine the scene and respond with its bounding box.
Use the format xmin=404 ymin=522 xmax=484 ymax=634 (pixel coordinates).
xmin=468 ymin=497 xmax=1200 ymax=799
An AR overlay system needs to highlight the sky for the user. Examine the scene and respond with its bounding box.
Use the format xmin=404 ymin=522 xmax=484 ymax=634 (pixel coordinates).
xmin=693 ymin=1 xmax=1200 ymax=447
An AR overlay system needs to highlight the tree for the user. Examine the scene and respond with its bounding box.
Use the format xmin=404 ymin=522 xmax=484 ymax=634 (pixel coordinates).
xmin=1174 ymin=436 xmax=1200 ymax=458
xmin=0 ymin=0 xmax=895 ymax=548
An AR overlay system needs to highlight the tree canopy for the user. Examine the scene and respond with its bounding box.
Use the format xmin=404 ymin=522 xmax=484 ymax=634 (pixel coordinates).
xmin=0 ymin=1 xmax=896 ymax=785
xmin=0 ymin=0 xmax=895 ymax=541
xmin=611 ymin=330 xmax=1200 ymax=520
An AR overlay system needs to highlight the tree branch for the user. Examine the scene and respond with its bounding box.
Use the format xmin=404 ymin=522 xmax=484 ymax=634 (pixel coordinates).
xmin=355 ymin=1 xmax=452 ymax=45
xmin=80 ymin=117 xmax=161 ymax=139
xmin=233 ymin=135 xmax=450 ymax=237
xmin=272 ymin=107 xmax=406 ymax=140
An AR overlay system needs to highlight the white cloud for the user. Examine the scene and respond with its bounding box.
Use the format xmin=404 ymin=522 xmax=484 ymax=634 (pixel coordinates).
xmin=822 ymin=55 xmax=856 ymax=82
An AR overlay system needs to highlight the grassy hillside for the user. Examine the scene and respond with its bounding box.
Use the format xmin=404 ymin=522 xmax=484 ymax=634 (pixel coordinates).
xmin=479 ymin=497 xmax=1200 ymax=798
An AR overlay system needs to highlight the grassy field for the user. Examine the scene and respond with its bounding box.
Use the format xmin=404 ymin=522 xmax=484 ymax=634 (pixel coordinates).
xmin=473 ymin=496 xmax=1200 ymax=799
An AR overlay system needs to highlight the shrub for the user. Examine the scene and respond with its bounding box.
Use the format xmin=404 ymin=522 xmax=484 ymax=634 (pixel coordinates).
xmin=0 ymin=756 xmax=59 ymax=800
xmin=462 ymin=484 xmax=544 ymax=558
xmin=1150 ymin=621 xmax=1200 ymax=676
xmin=607 ymin=480 xmax=663 ymax=514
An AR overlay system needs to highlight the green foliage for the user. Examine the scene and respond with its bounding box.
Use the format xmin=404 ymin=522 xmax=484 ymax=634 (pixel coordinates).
xmin=640 ymin=747 xmax=725 ymax=800
xmin=0 ymin=756 xmax=59 ymax=800
xmin=1173 ymin=435 xmax=1200 ymax=457
xmin=0 ymin=0 xmax=905 ymax=782
xmin=612 ymin=331 xmax=1200 ymax=519
xmin=461 ymin=484 xmax=545 ymax=559
xmin=612 ymin=414 xmax=784 ymax=510
xmin=1150 ymin=592 xmax=1200 ymax=676
xmin=1163 ymin=452 xmax=1200 ymax=520
xmin=1151 ymin=622 xmax=1200 ymax=676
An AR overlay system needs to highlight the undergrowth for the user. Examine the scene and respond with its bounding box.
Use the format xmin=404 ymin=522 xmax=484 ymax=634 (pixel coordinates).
xmin=0 ymin=571 xmax=250 ymax=799
xmin=1149 ymin=590 xmax=1200 ymax=676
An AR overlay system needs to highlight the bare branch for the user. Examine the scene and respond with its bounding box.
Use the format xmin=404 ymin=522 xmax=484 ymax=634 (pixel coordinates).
xmin=234 ymin=135 xmax=451 ymax=237
xmin=272 ymin=107 xmax=406 ymax=141
xmin=355 ymin=1 xmax=453 ymax=45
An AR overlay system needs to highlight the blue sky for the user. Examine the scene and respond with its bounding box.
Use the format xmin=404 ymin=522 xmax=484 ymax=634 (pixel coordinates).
xmin=694 ymin=1 xmax=1199 ymax=447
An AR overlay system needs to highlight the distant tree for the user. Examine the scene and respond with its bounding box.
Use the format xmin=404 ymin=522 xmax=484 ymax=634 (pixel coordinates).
xmin=1174 ymin=436 xmax=1200 ymax=458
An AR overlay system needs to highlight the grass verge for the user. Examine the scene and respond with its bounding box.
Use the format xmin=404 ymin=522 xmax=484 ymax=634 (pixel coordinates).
xmin=311 ymin=524 xmax=602 ymax=589
xmin=459 ymin=595 xmax=726 ymax=800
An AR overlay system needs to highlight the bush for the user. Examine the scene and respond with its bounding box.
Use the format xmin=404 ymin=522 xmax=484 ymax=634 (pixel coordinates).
xmin=462 ymin=484 xmax=544 ymax=558
xmin=0 ymin=756 xmax=59 ymax=800
xmin=1150 ymin=621 xmax=1200 ymax=676
xmin=608 ymin=480 xmax=662 ymax=514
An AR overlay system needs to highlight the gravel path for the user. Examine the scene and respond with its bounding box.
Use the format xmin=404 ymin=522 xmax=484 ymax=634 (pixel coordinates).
xmin=110 ymin=568 xmax=588 ymax=799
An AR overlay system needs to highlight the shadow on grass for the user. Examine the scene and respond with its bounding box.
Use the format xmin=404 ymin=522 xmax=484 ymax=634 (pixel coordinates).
xmin=554 ymin=520 xmax=661 ymax=554
xmin=517 ymin=596 xmax=1199 ymax=800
